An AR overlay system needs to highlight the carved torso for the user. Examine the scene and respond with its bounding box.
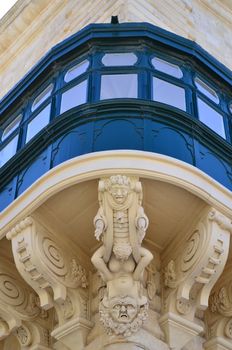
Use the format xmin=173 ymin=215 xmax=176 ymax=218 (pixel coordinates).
xmin=91 ymin=175 xmax=153 ymax=337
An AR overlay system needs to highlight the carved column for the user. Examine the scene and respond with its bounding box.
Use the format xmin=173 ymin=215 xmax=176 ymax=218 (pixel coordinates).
xmin=0 ymin=256 xmax=52 ymax=349
xmin=7 ymin=216 xmax=92 ymax=350
xmin=160 ymin=209 xmax=232 ymax=350
xmin=88 ymin=175 xmax=169 ymax=350
xmin=204 ymin=259 xmax=232 ymax=350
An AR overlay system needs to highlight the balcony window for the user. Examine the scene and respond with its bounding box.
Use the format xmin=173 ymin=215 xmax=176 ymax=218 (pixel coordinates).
xmin=228 ymin=102 xmax=232 ymax=114
xmin=102 ymin=53 xmax=137 ymax=66
xmin=26 ymin=104 xmax=51 ymax=143
xmin=195 ymin=77 xmax=219 ymax=104
xmin=0 ymin=135 xmax=18 ymax=167
xmin=197 ymin=97 xmax=225 ymax=138
xmin=1 ymin=115 xmax=22 ymax=142
xmin=31 ymin=84 xmax=53 ymax=112
xmin=100 ymin=74 xmax=138 ymax=100
xmin=64 ymin=60 xmax=89 ymax=83
xmin=152 ymin=57 xmax=183 ymax=78
xmin=60 ymin=80 xmax=88 ymax=114
xmin=153 ymin=77 xmax=186 ymax=111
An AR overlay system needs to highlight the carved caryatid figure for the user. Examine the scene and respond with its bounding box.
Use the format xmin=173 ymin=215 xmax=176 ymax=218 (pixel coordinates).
xmin=91 ymin=175 xmax=153 ymax=336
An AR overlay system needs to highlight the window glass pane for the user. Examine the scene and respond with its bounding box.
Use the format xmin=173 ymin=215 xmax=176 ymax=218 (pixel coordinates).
xmin=31 ymin=84 xmax=53 ymax=112
xmin=26 ymin=104 xmax=51 ymax=143
xmin=151 ymin=57 xmax=183 ymax=78
xmin=229 ymin=102 xmax=232 ymax=114
xmin=195 ymin=77 xmax=219 ymax=104
xmin=2 ymin=115 xmax=22 ymax=141
xmin=153 ymin=77 xmax=186 ymax=111
xmin=102 ymin=53 xmax=137 ymax=66
xmin=197 ymin=97 xmax=225 ymax=138
xmin=0 ymin=135 xmax=18 ymax=167
xmin=64 ymin=60 xmax=89 ymax=83
xmin=60 ymin=80 xmax=87 ymax=114
xmin=100 ymin=74 xmax=138 ymax=100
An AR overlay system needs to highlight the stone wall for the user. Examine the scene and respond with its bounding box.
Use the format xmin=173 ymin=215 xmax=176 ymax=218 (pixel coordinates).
xmin=0 ymin=0 xmax=232 ymax=99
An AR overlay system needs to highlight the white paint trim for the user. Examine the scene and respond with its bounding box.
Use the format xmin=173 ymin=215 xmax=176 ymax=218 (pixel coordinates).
xmin=1 ymin=150 xmax=231 ymax=237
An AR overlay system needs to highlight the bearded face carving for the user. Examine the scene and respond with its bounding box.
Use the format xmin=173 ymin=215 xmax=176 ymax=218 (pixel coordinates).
xmin=109 ymin=297 xmax=138 ymax=323
xmin=100 ymin=295 xmax=149 ymax=337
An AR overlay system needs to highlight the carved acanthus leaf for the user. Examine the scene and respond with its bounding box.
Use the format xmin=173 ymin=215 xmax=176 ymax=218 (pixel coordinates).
xmin=205 ymin=261 xmax=232 ymax=345
xmin=164 ymin=260 xmax=177 ymax=289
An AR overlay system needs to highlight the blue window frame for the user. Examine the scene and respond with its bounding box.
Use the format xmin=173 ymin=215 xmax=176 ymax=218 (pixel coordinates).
xmin=1 ymin=41 xmax=232 ymax=168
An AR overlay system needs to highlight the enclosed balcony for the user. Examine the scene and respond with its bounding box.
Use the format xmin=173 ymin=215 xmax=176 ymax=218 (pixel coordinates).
xmin=0 ymin=22 xmax=232 ymax=211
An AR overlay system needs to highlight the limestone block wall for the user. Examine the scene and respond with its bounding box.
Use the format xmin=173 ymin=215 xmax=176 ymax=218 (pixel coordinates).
xmin=0 ymin=0 xmax=232 ymax=99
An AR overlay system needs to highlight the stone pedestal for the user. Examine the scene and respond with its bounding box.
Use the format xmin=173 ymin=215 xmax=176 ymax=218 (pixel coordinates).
xmin=204 ymin=338 xmax=232 ymax=350
xmin=51 ymin=318 xmax=93 ymax=350
xmin=85 ymin=328 xmax=169 ymax=350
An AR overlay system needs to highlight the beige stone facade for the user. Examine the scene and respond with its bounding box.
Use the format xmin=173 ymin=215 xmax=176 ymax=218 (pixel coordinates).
xmin=0 ymin=1 xmax=232 ymax=350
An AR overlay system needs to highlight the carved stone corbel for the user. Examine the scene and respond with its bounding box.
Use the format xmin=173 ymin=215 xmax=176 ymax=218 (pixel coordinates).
xmin=204 ymin=260 xmax=232 ymax=350
xmin=160 ymin=208 xmax=232 ymax=350
xmin=7 ymin=216 xmax=92 ymax=349
xmin=0 ymin=257 xmax=39 ymax=339
xmin=89 ymin=175 xmax=169 ymax=350
xmin=0 ymin=257 xmax=52 ymax=349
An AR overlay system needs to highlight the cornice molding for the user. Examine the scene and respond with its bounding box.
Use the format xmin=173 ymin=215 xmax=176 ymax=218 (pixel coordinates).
xmin=0 ymin=0 xmax=51 ymax=51
xmin=0 ymin=150 xmax=231 ymax=238
xmin=200 ymin=0 xmax=232 ymax=26
xmin=1 ymin=100 xmax=231 ymax=193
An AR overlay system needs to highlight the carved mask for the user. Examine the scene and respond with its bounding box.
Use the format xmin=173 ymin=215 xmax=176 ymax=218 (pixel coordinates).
xmin=109 ymin=185 xmax=129 ymax=204
xmin=109 ymin=297 xmax=138 ymax=324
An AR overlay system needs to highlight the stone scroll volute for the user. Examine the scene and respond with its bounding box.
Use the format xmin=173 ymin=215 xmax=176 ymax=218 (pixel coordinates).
xmin=91 ymin=175 xmax=153 ymax=337
xmin=160 ymin=208 xmax=232 ymax=350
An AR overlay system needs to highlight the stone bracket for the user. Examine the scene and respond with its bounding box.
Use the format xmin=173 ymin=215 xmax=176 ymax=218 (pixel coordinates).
xmin=7 ymin=216 xmax=88 ymax=310
xmin=51 ymin=317 xmax=93 ymax=350
xmin=177 ymin=209 xmax=232 ymax=310
xmin=159 ymin=312 xmax=204 ymax=350
xmin=204 ymin=337 xmax=232 ymax=350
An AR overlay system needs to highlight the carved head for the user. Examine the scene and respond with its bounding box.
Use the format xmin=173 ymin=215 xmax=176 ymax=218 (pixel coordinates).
xmin=113 ymin=242 xmax=132 ymax=261
xmin=109 ymin=296 xmax=138 ymax=324
xmin=108 ymin=175 xmax=131 ymax=204
xmin=99 ymin=295 xmax=148 ymax=336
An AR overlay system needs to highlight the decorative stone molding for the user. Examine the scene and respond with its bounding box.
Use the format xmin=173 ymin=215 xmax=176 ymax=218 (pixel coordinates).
xmin=160 ymin=208 xmax=232 ymax=350
xmin=7 ymin=216 xmax=88 ymax=310
xmin=0 ymin=257 xmax=40 ymax=339
xmin=0 ymin=256 xmax=52 ymax=349
xmin=14 ymin=320 xmax=52 ymax=349
xmin=15 ymin=324 xmax=31 ymax=347
xmin=205 ymin=260 xmax=232 ymax=349
xmin=91 ymin=175 xmax=154 ymax=338
xmin=7 ymin=215 xmax=91 ymax=349
xmin=164 ymin=260 xmax=177 ymax=289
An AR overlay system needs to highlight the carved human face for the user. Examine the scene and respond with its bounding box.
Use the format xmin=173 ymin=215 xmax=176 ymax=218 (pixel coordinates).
xmin=109 ymin=185 xmax=129 ymax=204
xmin=109 ymin=297 xmax=138 ymax=324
